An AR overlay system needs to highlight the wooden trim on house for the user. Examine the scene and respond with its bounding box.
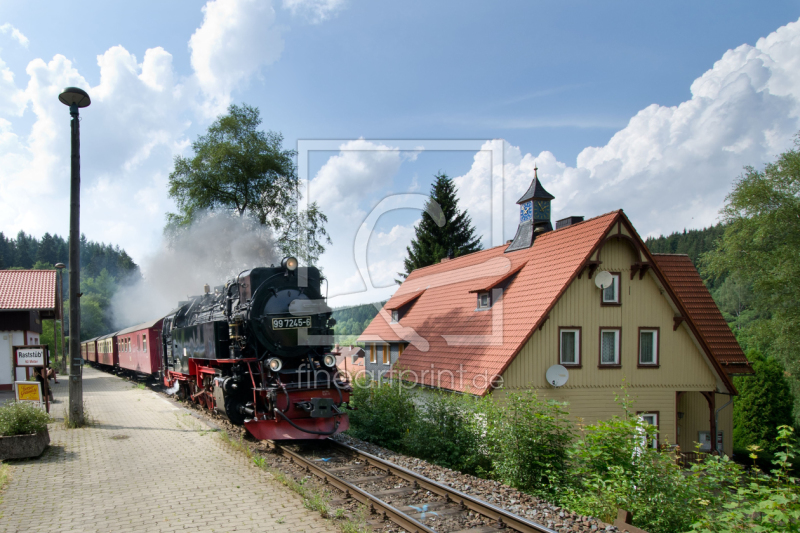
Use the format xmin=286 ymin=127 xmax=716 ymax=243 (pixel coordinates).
xmin=558 ymin=326 xmax=582 ymax=367
xmin=637 ymin=326 xmax=660 ymax=367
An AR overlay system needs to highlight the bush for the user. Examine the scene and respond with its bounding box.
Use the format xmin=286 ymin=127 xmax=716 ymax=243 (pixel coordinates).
xmin=733 ymin=349 xmax=794 ymax=455
xmin=0 ymin=401 xmax=52 ymax=436
xmin=483 ymin=389 xmax=573 ymax=498
xmin=688 ymin=426 xmax=800 ymax=533
xmin=347 ymin=377 xmax=416 ymax=449
xmin=402 ymin=390 xmax=488 ymax=475
xmin=562 ymin=393 xmax=696 ymax=533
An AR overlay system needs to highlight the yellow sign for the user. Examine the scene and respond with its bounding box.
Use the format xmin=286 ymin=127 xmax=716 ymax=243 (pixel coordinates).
xmin=15 ymin=382 xmax=42 ymax=403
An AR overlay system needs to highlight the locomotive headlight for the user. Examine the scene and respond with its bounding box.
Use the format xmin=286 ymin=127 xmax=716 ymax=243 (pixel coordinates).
xmin=323 ymin=354 xmax=337 ymax=368
xmin=268 ymin=358 xmax=283 ymax=372
xmin=282 ymin=256 xmax=298 ymax=271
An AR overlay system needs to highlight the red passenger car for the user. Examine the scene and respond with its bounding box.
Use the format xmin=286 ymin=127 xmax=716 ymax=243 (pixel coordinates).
xmin=96 ymin=332 xmax=119 ymax=369
xmin=115 ymin=319 xmax=163 ymax=375
xmin=81 ymin=337 xmax=98 ymax=364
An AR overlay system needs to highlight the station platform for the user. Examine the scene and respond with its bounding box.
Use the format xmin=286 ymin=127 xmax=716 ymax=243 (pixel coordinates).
xmin=0 ymin=367 xmax=336 ymax=533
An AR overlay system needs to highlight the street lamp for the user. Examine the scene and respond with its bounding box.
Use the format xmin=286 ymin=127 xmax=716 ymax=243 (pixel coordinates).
xmin=54 ymin=263 xmax=66 ymax=372
xmin=59 ymin=87 xmax=90 ymax=426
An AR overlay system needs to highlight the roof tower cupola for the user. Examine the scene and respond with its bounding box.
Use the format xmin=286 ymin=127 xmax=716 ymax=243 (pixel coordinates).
xmin=505 ymin=165 xmax=554 ymax=253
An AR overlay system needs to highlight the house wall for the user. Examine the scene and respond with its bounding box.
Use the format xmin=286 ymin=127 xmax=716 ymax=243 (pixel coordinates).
xmin=0 ymin=330 xmax=40 ymax=389
xmin=364 ymin=342 xmax=402 ymax=379
xmin=499 ymin=236 xmax=725 ymax=452
xmin=677 ymin=392 xmax=733 ymax=456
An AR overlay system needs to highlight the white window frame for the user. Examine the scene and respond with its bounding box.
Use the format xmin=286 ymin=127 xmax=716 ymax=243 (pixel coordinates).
xmin=369 ymin=344 xmax=376 ymax=364
xmin=559 ymin=328 xmax=580 ymax=366
xmin=478 ymin=292 xmax=490 ymax=309
xmin=382 ymin=345 xmax=390 ymax=365
xmin=639 ymin=413 xmax=658 ymax=449
xmin=599 ymin=328 xmax=620 ymax=365
xmin=601 ymin=273 xmax=620 ymax=304
xmin=638 ymin=328 xmax=658 ymax=366
xmin=391 ymin=309 xmax=399 ymax=323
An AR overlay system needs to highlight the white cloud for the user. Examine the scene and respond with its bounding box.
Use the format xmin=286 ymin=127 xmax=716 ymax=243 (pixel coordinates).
xmin=456 ymin=17 xmax=800 ymax=244
xmin=0 ymin=48 xmax=190 ymax=260
xmin=282 ymin=0 xmax=346 ymax=23
xmin=189 ymin=0 xmax=284 ymax=115
xmin=0 ymin=23 xmax=28 ymax=47
xmin=308 ymin=139 xmax=407 ymax=221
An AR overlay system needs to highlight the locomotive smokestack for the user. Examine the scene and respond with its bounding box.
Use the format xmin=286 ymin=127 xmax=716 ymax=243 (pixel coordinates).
xmin=204 ymin=283 xmax=210 ymax=294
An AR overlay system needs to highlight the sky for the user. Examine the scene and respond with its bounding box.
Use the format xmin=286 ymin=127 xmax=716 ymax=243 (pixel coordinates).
xmin=1 ymin=0 xmax=800 ymax=308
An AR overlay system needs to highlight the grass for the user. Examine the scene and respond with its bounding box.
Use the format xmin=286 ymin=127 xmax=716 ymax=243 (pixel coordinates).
xmin=62 ymin=402 xmax=93 ymax=429
xmin=136 ymin=383 xmax=146 ymax=390
xmin=0 ymin=462 xmax=9 ymax=491
xmin=218 ymin=432 xmax=371 ymax=533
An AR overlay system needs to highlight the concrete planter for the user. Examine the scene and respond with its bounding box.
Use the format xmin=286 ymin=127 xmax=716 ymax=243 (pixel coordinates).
xmin=0 ymin=429 xmax=50 ymax=460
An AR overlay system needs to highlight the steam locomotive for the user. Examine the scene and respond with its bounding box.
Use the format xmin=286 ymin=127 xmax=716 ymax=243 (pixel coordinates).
xmin=82 ymin=257 xmax=351 ymax=440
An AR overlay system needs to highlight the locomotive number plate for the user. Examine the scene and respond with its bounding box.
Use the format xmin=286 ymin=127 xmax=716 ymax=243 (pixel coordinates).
xmin=272 ymin=316 xmax=312 ymax=329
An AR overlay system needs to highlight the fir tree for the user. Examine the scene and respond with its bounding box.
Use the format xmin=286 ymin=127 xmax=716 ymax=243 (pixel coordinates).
xmin=398 ymin=173 xmax=482 ymax=280
xmin=732 ymin=349 xmax=794 ymax=454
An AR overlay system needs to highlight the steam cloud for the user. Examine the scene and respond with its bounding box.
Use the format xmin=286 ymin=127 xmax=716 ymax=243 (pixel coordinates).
xmin=112 ymin=213 xmax=280 ymax=328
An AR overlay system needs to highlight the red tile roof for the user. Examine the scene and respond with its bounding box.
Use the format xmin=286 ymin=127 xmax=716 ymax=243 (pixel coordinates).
xmin=385 ymin=290 xmax=425 ymax=310
xmin=652 ymin=254 xmax=752 ymax=374
xmin=0 ymin=270 xmax=58 ymax=311
xmin=360 ymin=210 xmax=743 ymax=395
xmin=360 ymin=211 xmax=622 ymax=395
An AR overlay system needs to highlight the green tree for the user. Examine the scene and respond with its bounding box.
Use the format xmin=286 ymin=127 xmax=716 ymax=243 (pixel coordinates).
xmin=704 ymin=135 xmax=800 ymax=421
xmin=733 ymin=350 xmax=794 ymax=454
xmin=399 ymin=173 xmax=482 ymax=280
xmin=167 ymin=103 xmax=330 ymax=265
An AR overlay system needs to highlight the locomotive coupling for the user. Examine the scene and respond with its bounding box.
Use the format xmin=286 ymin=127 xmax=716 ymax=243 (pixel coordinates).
xmin=295 ymin=398 xmax=339 ymax=418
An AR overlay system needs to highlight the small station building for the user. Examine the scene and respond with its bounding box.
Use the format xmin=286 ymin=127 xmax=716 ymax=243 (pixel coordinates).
xmin=0 ymin=270 xmax=61 ymax=389
xmin=360 ymin=171 xmax=752 ymax=456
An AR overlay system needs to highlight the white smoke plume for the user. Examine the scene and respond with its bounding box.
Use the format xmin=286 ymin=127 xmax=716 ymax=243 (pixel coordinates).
xmin=112 ymin=213 xmax=280 ymax=328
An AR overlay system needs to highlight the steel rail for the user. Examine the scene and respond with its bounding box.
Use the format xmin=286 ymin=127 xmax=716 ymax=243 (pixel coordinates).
xmin=275 ymin=444 xmax=438 ymax=533
xmin=329 ymin=440 xmax=558 ymax=533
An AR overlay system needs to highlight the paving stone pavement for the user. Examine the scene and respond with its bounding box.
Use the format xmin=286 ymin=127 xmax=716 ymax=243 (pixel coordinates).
xmin=0 ymin=367 xmax=337 ymax=533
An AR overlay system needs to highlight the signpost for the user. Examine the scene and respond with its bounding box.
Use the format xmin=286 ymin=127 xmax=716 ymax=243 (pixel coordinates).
xmin=15 ymin=347 xmax=46 ymax=367
xmin=12 ymin=345 xmax=50 ymax=413
xmin=14 ymin=381 xmax=43 ymax=408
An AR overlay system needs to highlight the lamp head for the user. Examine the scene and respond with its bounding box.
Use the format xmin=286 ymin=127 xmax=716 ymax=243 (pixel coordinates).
xmin=54 ymin=263 xmax=65 ymax=269
xmin=58 ymin=87 xmax=91 ymax=108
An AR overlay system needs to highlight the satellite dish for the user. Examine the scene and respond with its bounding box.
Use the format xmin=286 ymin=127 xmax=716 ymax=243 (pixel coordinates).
xmin=546 ymin=364 xmax=569 ymax=387
xmin=595 ymin=271 xmax=613 ymax=290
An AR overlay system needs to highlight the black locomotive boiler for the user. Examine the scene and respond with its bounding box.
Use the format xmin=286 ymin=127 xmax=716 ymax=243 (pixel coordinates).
xmin=161 ymin=257 xmax=350 ymax=439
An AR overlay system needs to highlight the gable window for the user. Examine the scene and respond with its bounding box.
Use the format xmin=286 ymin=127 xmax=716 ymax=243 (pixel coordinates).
xmin=399 ymin=343 xmax=404 ymax=357
xmin=599 ymin=328 xmax=621 ymax=366
xmin=601 ymin=273 xmax=621 ymax=305
xmin=369 ymin=344 xmax=376 ymax=364
xmin=638 ymin=412 xmax=659 ymax=449
xmin=638 ymin=328 xmax=659 ymax=366
xmin=477 ymin=292 xmax=490 ymax=309
xmin=382 ymin=345 xmax=390 ymax=365
xmin=391 ymin=310 xmax=399 ymax=323
xmin=559 ymin=327 xmax=581 ymax=366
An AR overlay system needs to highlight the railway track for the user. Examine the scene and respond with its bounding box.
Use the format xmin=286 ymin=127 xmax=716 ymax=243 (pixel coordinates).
xmin=276 ymin=439 xmax=558 ymax=533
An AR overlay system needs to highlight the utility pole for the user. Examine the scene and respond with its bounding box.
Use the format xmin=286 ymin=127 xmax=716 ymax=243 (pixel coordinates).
xmin=55 ymin=263 xmax=66 ymax=372
xmin=58 ymin=87 xmax=91 ymax=426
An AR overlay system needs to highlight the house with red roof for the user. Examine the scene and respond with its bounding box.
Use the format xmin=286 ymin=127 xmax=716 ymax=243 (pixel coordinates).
xmin=0 ymin=270 xmax=62 ymax=390
xmin=360 ymin=170 xmax=752 ymax=456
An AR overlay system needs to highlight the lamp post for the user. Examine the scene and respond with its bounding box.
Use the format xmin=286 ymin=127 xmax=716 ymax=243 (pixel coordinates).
xmin=59 ymin=87 xmax=90 ymax=426
xmin=54 ymin=263 xmax=66 ymax=372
